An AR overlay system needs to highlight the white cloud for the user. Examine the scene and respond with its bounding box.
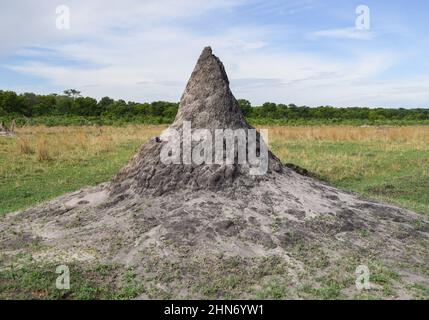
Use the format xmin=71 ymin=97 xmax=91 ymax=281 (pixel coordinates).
xmin=0 ymin=0 xmax=244 ymax=55
xmin=1 ymin=0 xmax=428 ymax=108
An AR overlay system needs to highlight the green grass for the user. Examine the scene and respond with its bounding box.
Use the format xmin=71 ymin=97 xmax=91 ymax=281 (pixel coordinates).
xmin=0 ymin=141 xmax=141 ymax=215
xmin=1 ymin=125 xmax=428 ymax=216
xmin=0 ymin=263 xmax=145 ymax=300
xmin=271 ymin=139 xmax=429 ymax=215
xmin=1 ymin=125 xmax=427 ymax=300
xmin=2 ymin=115 xmax=429 ymax=127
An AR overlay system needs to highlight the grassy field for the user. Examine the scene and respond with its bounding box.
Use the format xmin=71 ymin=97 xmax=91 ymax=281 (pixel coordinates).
xmin=1 ymin=124 xmax=428 ymax=300
xmin=0 ymin=125 xmax=428 ymax=216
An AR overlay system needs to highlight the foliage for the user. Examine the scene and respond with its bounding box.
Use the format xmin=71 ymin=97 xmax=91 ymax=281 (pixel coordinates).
xmin=1 ymin=90 xmax=428 ymax=125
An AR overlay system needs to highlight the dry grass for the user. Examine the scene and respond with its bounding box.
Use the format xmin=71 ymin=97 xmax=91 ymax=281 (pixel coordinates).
xmin=17 ymin=137 xmax=34 ymax=155
xmin=9 ymin=125 xmax=428 ymax=163
xmin=259 ymin=125 xmax=429 ymax=214
xmin=265 ymin=125 xmax=429 ymax=180
xmin=3 ymin=125 xmax=428 ymax=180
xmin=35 ymin=137 xmax=50 ymax=162
xmin=1 ymin=124 xmax=428 ymax=215
xmin=263 ymin=125 xmax=429 ymax=146
xmin=6 ymin=125 xmax=167 ymax=165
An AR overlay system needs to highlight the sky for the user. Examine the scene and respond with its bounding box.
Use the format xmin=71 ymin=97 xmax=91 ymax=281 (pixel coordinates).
xmin=0 ymin=0 xmax=428 ymax=108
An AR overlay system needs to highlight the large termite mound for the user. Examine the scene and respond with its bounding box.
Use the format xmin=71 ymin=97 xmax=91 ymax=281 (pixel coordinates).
xmin=109 ymin=47 xmax=283 ymax=197
xmin=0 ymin=47 xmax=427 ymax=299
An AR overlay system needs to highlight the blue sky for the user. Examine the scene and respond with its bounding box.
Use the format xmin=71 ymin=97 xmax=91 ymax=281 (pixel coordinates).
xmin=1 ymin=0 xmax=428 ymax=107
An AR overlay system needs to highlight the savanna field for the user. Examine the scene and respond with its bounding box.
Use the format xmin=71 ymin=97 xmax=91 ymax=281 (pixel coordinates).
xmin=1 ymin=124 xmax=428 ymax=217
xmin=3 ymin=0 xmax=429 ymax=304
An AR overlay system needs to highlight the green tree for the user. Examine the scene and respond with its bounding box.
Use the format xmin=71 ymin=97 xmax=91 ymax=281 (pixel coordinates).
xmin=238 ymin=99 xmax=252 ymax=116
xmin=72 ymin=97 xmax=98 ymax=116
xmin=276 ymin=104 xmax=288 ymax=118
xmin=55 ymin=96 xmax=73 ymax=115
xmin=21 ymin=92 xmax=40 ymax=116
xmin=0 ymin=90 xmax=4 ymax=116
xmin=98 ymin=97 xmax=115 ymax=115
xmin=261 ymin=102 xmax=277 ymax=118
xmin=1 ymin=91 xmax=22 ymax=114
xmin=64 ymin=89 xmax=81 ymax=100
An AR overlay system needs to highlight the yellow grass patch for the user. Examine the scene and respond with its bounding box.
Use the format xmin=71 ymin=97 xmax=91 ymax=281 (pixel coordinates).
xmin=262 ymin=125 xmax=429 ymax=146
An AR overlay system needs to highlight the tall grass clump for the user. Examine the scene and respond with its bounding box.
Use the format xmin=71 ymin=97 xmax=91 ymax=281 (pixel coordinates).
xmin=36 ymin=137 xmax=51 ymax=162
xmin=18 ymin=137 xmax=34 ymax=155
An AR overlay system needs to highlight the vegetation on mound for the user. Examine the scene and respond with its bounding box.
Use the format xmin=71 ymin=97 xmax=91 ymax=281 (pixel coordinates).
xmin=1 ymin=250 xmax=426 ymax=300
xmin=0 ymin=262 xmax=144 ymax=300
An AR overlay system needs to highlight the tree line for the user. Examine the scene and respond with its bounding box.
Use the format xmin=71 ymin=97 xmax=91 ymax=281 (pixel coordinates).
xmin=0 ymin=90 xmax=179 ymax=120
xmin=1 ymin=90 xmax=428 ymax=124
xmin=237 ymin=100 xmax=429 ymax=121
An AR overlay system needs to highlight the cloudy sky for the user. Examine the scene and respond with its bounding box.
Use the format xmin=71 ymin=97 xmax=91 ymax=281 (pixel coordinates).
xmin=1 ymin=0 xmax=428 ymax=107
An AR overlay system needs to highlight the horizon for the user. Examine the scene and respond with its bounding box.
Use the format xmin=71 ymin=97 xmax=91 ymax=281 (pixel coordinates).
xmin=1 ymin=1 xmax=429 ymax=108
xmin=2 ymin=88 xmax=429 ymax=110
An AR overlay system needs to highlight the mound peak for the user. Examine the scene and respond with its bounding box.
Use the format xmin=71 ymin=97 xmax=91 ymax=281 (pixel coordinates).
xmin=109 ymin=47 xmax=283 ymax=196
xmin=172 ymin=46 xmax=248 ymax=130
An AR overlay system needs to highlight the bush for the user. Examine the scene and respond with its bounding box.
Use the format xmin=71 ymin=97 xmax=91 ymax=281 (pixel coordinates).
xmin=1 ymin=89 xmax=428 ymax=126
